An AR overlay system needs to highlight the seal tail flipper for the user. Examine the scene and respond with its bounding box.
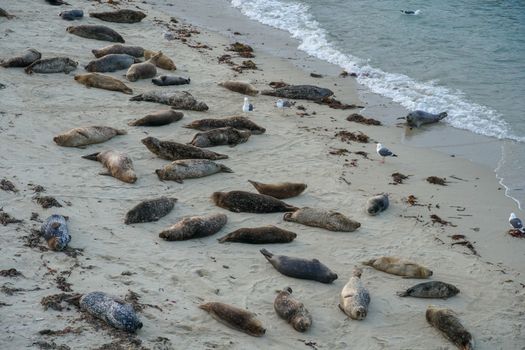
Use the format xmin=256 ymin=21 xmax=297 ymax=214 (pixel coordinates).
xmin=219 ymin=164 xmax=233 ymax=173
xmin=396 ymin=290 xmax=409 ymax=297
xmin=198 ymin=303 xmax=212 ymax=312
xmin=392 ymin=154 xmax=398 ymax=157
xmin=283 ymin=212 xmax=294 ymax=222
xmin=116 ymin=129 xmax=127 ymax=135
xmin=123 ymin=88 xmax=133 ymax=95
xmin=82 ymin=152 xmax=100 ymax=161
xmin=260 ymin=248 xmax=273 ymax=260
xmin=284 ymin=204 xmax=299 ymax=212
xmin=438 ymin=112 xmax=448 ymax=120
xmin=129 ymin=94 xmax=143 ymax=101
xmin=212 ymin=153 xmax=229 ymax=160
xmin=247 ymin=179 xmax=260 ymax=190
xmin=361 ymin=259 xmax=376 ymax=267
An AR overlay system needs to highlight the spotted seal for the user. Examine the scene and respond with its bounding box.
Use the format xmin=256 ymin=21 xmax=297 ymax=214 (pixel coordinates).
xmin=92 ymin=44 xmax=144 ymax=58
xmin=366 ymin=193 xmax=389 ymax=216
xmin=159 ymin=213 xmax=227 ymax=241
xmin=128 ymin=110 xmax=183 ymax=126
xmin=199 ymin=302 xmax=266 ymax=337
xmin=25 ymin=57 xmax=77 ymax=74
xmin=217 ymin=225 xmax=297 ymax=244
xmin=53 ymin=126 xmax=126 ymax=147
xmin=1 ymin=49 xmax=41 ymax=68
xmin=218 ymin=81 xmax=258 ymax=96
xmin=283 ymin=207 xmax=361 ymax=232
xmin=130 ymin=91 xmax=208 ymax=111
xmin=397 ymin=281 xmax=459 ymax=299
xmin=189 ymin=127 xmax=251 ymax=148
xmin=184 ymin=116 xmax=265 ymax=134
xmin=82 ymin=150 xmax=137 ymax=183
xmin=142 ymin=136 xmax=228 ymax=161
xmin=124 ymin=197 xmax=177 ymax=224
xmin=144 ymin=50 xmax=176 ymax=70
xmin=75 ymin=73 xmax=133 ymax=94
xmin=89 ymin=9 xmax=146 ymax=23
xmin=406 ymin=110 xmax=448 ymax=128
xmin=67 ymin=25 xmax=125 ymax=43
xmin=85 ymin=54 xmax=140 ymax=72
xmin=362 ymin=256 xmax=433 ymax=278
xmin=426 ymin=306 xmax=474 ymax=350
xmin=339 ymin=268 xmax=370 ymax=320
xmin=274 ymin=287 xmax=312 ymax=332
xmin=155 ymin=159 xmax=232 ymax=183
xmin=261 ymin=84 xmax=334 ymax=101
xmin=212 ymin=191 xmax=298 ymax=213
xmin=41 ymin=214 xmax=71 ymax=251
xmin=248 ymin=180 xmax=306 ymax=199
xmin=152 ymin=75 xmax=190 ymax=86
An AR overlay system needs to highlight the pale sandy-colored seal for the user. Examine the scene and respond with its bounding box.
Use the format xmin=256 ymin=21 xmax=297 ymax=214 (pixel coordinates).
xmin=159 ymin=213 xmax=227 ymax=241
xmin=217 ymin=225 xmax=297 ymax=244
xmin=426 ymin=306 xmax=474 ymax=350
xmin=1 ymin=49 xmax=41 ymax=68
xmin=155 ymin=159 xmax=232 ymax=183
xmin=261 ymin=249 xmax=338 ymax=283
xmin=152 ymin=75 xmax=190 ymax=86
xmin=53 ymin=126 xmax=126 ymax=147
xmin=92 ymin=44 xmax=144 ymax=58
xmin=362 ymin=256 xmax=432 ymax=278
xmin=41 ymin=215 xmax=71 ymax=251
xmin=184 ymin=116 xmax=266 ymax=134
xmin=82 ymin=150 xmax=137 ymax=183
xmin=124 ymin=197 xmax=177 ymax=224
xmin=366 ymin=193 xmax=389 ymax=216
xmin=144 ymin=50 xmax=176 ymax=70
xmin=89 ymin=9 xmax=146 ymax=23
xmin=67 ymin=25 xmax=125 ymax=43
xmin=74 ymin=73 xmax=133 ymax=94
xmin=199 ymin=302 xmax=266 ymax=337
xmin=130 ymin=91 xmax=208 ymax=111
xmin=406 ymin=110 xmax=447 ymax=128
xmin=126 ymin=53 xmax=159 ymax=82
xmin=283 ymin=207 xmax=361 ymax=232
xmin=128 ymin=110 xmax=183 ymax=126
xmin=339 ymin=267 xmax=370 ymax=320
xmin=85 ymin=54 xmax=140 ymax=72
xmin=248 ymin=180 xmax=306 ymax=199
xmin=261 ymin=85 xmax=333 ymax=101
xmin=219 ymin=81 xmax=259 ymax=96
xmin=189 ymin=127 xmax=251 ymax=148
xmin=212 ymin=191 xmax=298 ymax=213
xmin=142 ymin=136 xmax=228 ymax=161
xmin=397 ymin=281 xmax=459 ymax=299
xmin=274 ymin=287 xmax=312 ymax=332
xmin=25 ymin=57 xmax=77 ymax=74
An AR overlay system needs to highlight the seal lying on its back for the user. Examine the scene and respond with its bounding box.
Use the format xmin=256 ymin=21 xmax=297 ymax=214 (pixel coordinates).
xmin=75 ymin=73 xmax=133 ymax=94
xmin=397 ymin=281 xmax=459 ymax=299
xmin=184 ymin=116 xmax=265 ymax=134
xmin=261 ymin=84 xmax=334 ymax=101
xmin=82 ymin=150 xmax=137 ymax=183
xmin=406 ymin=110 xmax=447 ymax=128
xmin=219 ymin=81 xmax=258 ymax=96
xmin=199 ymin=302 xmax=266 ymax=337
xmin=189 ymin=127 xmax=251 ymax=148
xmin=284 ymin=207 xmax=361 ymax=232
xmin=89 ymin=9 xmax=146 ymax=23
xmin=159 ymin=213 xmax=227 ymax=241
xmin=152 ymin=75 xmax=190 ymax=86
xmin=144 ymin=50 xmax=176 ymax=70
xmin=80 ymin=292 xmax=143 ymax=333
xmin=53 ymin=126 xmax=126 ymax=147
xmin=339 ymin=268 xmax=370 ymax=320
xmin=128 ymin=110 xmax=183 ymax=126
xmin=362 ymin=256 xmax=433 ymax=278
xmin=366 ymin=193 xmax=389 ymax=216
xmin=92 ymin=44 xmax=144 ymax=58
xmin=142 ymin=136 xmax=228 ymax=161
xmin=41 ymin=214 xmax=71 ymax=251
xmin=67 ymin=25 xmax=125 ymax=43
xmin=274 ymin=287 xmax=312 ymax=332
xmin=217 ymin=225 xmax=297 ymax=244
xmin=248 ymin=180 xmax=306 ymax=199
xmin=124 ymin=197 xmax=177 ymax=224
xmin=426 ymin=306 xmax=474 ymax=350
xmin=212 ymin=191 xmax=298 ymax=213
xmin=85 ymin=54 xmax=140 ymax=72
xmin=130 ymin=91 xmax=208 ymax=111
xmin=1 ymin=49 xmax=41 ymax=68
xmin=155 ymin=159 xmax=232 ymax=183
xmin=261 ymin=249 xmax=338 ymax=283
xmin=25 ymin=57 xmax=77 ymax=74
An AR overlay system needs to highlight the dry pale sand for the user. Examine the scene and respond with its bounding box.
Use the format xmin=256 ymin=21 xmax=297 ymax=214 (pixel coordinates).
xmin=1 ymin=1 xmax=524 ymax=349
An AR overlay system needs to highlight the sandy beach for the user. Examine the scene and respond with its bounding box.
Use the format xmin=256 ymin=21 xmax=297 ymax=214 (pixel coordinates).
xmin=1 ymin=1 xmax=524 ymax=349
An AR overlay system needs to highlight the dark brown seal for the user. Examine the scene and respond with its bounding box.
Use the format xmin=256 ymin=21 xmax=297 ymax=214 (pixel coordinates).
xmin=248 ymin=180 xmax=306 ymax=199
xmin=397 ymin=281 xmax=459 ymax=299
xmin=92 ymin=44 xmax=144 ymax=58
xmin=75 ymin=73 xmax=133 ymax=94
xmin=82 ymin=150 xmax=137 ymax=183
xmin=124 ymin=197 xmax=177 ymax=224
xmin=67 ymin=25 xmax=125 ymax=43
xmin=25 ymin=57 xmax=77 ymax=74
xmin=1 ymin=49 xmax=41 ymax=68
xmin=189 ymin=127 xmax=251 ymax=148
xmin=128 ymin=110 xmax=183 ymax=126
xmin=261 ymin=85 xmax=334 ymax=101
xmin=183 ymin=116 xmax=266 ymax=134
xmin=217 ymin=225 xmax=297 ymax=244
xmin=274 ymin=287 xmax=312 ymax=332
xmin=199 ymin=302 xmax=266 ymax=337
xmin=211 ymin=191 xmax=298 ymax=213
xmin=426 ymin=306 xmax=474 ymax=350
xmin=89 ymin=9 xmax=146 ymax=23
xmin=159 ymin=213 xmax=227 ymax=241
xmin=283 ymin=207 xmax=360 ymax=232
xmin=142 ymin=136 xmax=228 ymax=161
xmin=130 ymin=91 xmax=208 ymax=111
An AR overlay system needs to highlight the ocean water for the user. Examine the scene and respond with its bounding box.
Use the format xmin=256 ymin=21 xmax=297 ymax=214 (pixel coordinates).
xmin=231 ymin=0 xmax=525 ymax=207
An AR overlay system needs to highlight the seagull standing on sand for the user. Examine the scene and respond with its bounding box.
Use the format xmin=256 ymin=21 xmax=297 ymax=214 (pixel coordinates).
xmin=276 ymin=99 xmax=294 ymax=115
xmin=376 ymin=143 xmax=398 ymax=163
xmin=509 ymin=213 xmax=525 ymax=233
xmin=242 ymin=97 xmax=254 ymax=116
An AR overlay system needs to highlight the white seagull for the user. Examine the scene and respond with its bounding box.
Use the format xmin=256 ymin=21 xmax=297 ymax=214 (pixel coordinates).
xmin=276 ymin=99 xmax=295 ymax=115
xmin=376 ymin=143 xmax=398 ymax=163
xmin=242 ymin=97 xmax=254 ymax=116
xmin=509 ymin=213 xmax=525 ymax=233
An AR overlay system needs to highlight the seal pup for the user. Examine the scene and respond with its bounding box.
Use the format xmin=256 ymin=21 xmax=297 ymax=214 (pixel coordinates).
xmin=159 ymin=213 xmax=227 ymax=241
xmin=406 ymin=110 xmax=447 ymax=128
xmin=155 ymin=159 xmax=232 ymax=183
xmin=124 ymin=197 xmax=177 ymax=224
xmin=67 ymin=25 xmax=124 ymax=43
xmin=89 ymin=9 xmax=146 ymax=23
xmin=82 ymin=150 xmax=137 ymax=183
xmin=362 ymin=256 xmax=432 ymax=278
xmin=0 ymin=8 xmax=15 ymax=19
xmin=126 ymin=53 xmax=159 ymax=82
xmin=144 ymin=50 xmax=176 ymax=70
xmin=199 ymin=302 xmax=265 ymax=337
xmin=219 ymin=81 xmax=258 ymax=96
xmin=53 ymin=126 xmax=126 ymax=147
xmin=283 ymin=207 xmax=361 ymax=232
xmin=261 ymin=249 xmax=338 ymax=283
xmin=142 ymin=136 xmax=227 ymax=161
xmin=75 ymin=73 xmax=133 ymax=94
xmin=339 ymin=268 xmax=370 ymax=320
xmin=366 ymin=193 xmax=389 ymax=216
xmin=212 ymin=191 xmax=298 ymax=213
xmin=1 ymin=49 xmax=41 ymax=68
xmin=248 ymin=180 xmax=306 ymax=199
xmin=92 ymin=44 xmax=144 ymax=58
xmin=426 ymin=306 xmax=474 ymax=350
xmin=152 ymin=75 xmax=190 ymax=86
xmin=261 ymin=84 xmax=334 ymax=101
xmin=376 ymin=143 xmax=397 ymax=163
xmin=397 ymin=281 xmax=460 ymax=299
xmin=41 ymin=214 xmax=71 ymax=251
xmin=59 ymin=9 xmax=83 ymax=20
xmin=189 ymin=127 xmax=251 ymax=148
xmin=128 ymin=110 xmax=183 ymax=126
xmin=85 ymin=54 xmax=140 ymax=72
xmin=80 ymin=292 xmax=143 ymax=333
xmin=184 ymin=116 xmax=265 ymax=134
xmin=25 ymin=57 xmax=77 ymax=74
xmin=218 ymin=225 xmax=297 ymax=244
xmin=130 ymin=91 xmax=208 ymax=111
xmin=274 ymin=287 xmax=312 ymax=332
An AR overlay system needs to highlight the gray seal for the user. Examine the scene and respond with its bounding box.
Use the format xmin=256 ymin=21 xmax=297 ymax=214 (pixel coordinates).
xmin=124 ymin=197 xmax=177 ymax=224
xmin=426 ymin=306 xmax=474 ymax=350
xmin=41 ymin=214 xmax=71 ymax=251
xmin=366 ymin=193 xmax=389 ymax=216
xmin=0 ymin=49 xmax=41 ymax=68
xmin=142 ymin=136 xmax=228 ymax=161
xmin=130 ymin=90 xmax=209 ymax=111
xmin=274 ymin=287 xmax=312 ymax=332
xmin=260 ymin=249 xmax=338 ymax=283
xmin=406 ymin=110 xmax=447 ymax=128
xmin=92 ymin=44 xmax=144 ymax=58
xmin=128 ymin=109 xmax=183 ymax=126
xmin=159 ymin=213 xmax=227 ymax=241
xmin=59 ymin=9 xmax=83 ymax=20
xmin=261 ymin=84 xmax=334 ymax=101
xmin=189 ymin=127 xmax=251 ymax=148
xmin=184 ymin=116 xmax=265 ymax=134
xmin=24 ymin=57 xmax=77 ymax=74
xmin=211 ymin=191 xmax=298 ymax=213
xmin=53 ymin=126 xmax=126 ymax=147
xmin=339 ymin=268 xmax=370 ymax=320
xmin=152 ymin=75 xmax=190 ymax=86
xmin=85 ymin=54 xmax=140 ymax=72
xmin=217 ymin=225 xmax=297 ymax=244
xmin=397 ymin=281 xmax=459 ymax=299
xmin=284 ymin=207 xmax=361 ymax=232
xmin=89 ymin=9 xmax=146 ymax=23
xmin=67 ymin=25 xmax=125 ymax=43
xmin=155 ymin=159 xmax=232 ymax=183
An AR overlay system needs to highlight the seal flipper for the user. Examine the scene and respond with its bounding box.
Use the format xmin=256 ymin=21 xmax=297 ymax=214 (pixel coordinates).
xmin=283 ymin=212 xmax=295 ymax=222
xmin=396 ymin=290 xmax=409 ymax=297
xmin=116 ymin=129 xmax=127 ymax=135
xmin=361 ymin=259 xmax=376 ymax=267
xmin=99 ymin=171 xmax=112 ymax=176
xmin=260 ymin=248 xmax=273 ymax=261
xmin=82 ymin=152 xmax=100 ymax=161
xmin=219 ymin=164 xmax=233 ymax=173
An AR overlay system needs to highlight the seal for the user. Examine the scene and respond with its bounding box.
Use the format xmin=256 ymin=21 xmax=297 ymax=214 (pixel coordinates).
xmin=155 ymin=159 xmax=232 ymax=183
xmin=261 ymin=84 xmax=334 ymax=101
xmin=218 ymin=81 xmax=258 ymax=96
xmin=124 ymin=197 xmax=177 ymax=224
xmin=217 ymin=225 xmax=297 ymax=244
xmin=339 ymin=268 xmax=370 ymax=320
xmin=211 ymin=191 xmax=298 ymax=213
xmin=152 ymin=75 xmax=190 ymax=86
xmin=53 ymin=126 xmax=126 ymax=147
xmin=0 ymin=49 xmax=41 ymax=68
xmin=130 ymin=91 xmax=208 ymax=111
xmin=283 ymin=207 xmax=361 ymax=232
xmin=426 ymin=306 xmax=474 ymax=350
xmin=82 ymin=150 xmax=137 ymax=183
xmin=59 ymin=9 xmax=83 ymax=20
xmin=92 ymin=44 xmax=144 ymax=58
xmin=79 ymin=291 xmax=143 ymax=333
xmin=45 ymin=0 xmax=69 ymax=5
xmin=406 ymin=110 xmax=447 ymax=128
xmin=248 ymin=180 xmax=306 ymax=199
xmin=159 ymin=213 xmax=227 ymax=241
xmin=274 ymin=287 xmax=312 ymax=332
xmin=128 ymin=110 xmax=183 ymax=126
xmin=0 ymin=8 xmax=15 ymax=19
xmin=184 ymin=116 xmax=265 ymax=134
xmin=362 ymin=256 xmax=432 ymax=278
xmin=75 ymin=73 xmax=133 ymax=94
xmin=142 ymin=136 xmax=228 ymax=161
xmin=366 ymin=193 xmax=389 ymax=216
xmin=126 ymin=53 xmax=158 ymax=82
xmin=199 ymin=302 xmax=266 ymax=337
xmin=89 ymin=9 xmax=146 ymax=23
xmin=85 ymin=54 xmax=140 ymax=72
xmin=41 ymin=214 xmax=71 ymax=251
xmin=144 ymin=50 xmax=176 ymax=70
xmin=397 ymin=281 xmax=459 ymax=299
xmin=66 ymin=25 xmax=125 ymax=43
xmin=260 ymin=249 xmax=338 ymax=283
xmin=24 ymin=57 xmax=77 ymax=74
xmin=189 ymin=127 xmax=251 ymax=148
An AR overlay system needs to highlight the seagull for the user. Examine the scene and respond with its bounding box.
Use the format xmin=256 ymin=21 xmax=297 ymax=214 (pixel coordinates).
xmin=242 ymin=97 xmax=254 ymax=116
xmin=276 ymin=99 xmax=294 ymax=115
xmin=509 ymin=213 xmax=525 ymax=233
xmin=376 ymin=143 xmax=398 ymax=163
